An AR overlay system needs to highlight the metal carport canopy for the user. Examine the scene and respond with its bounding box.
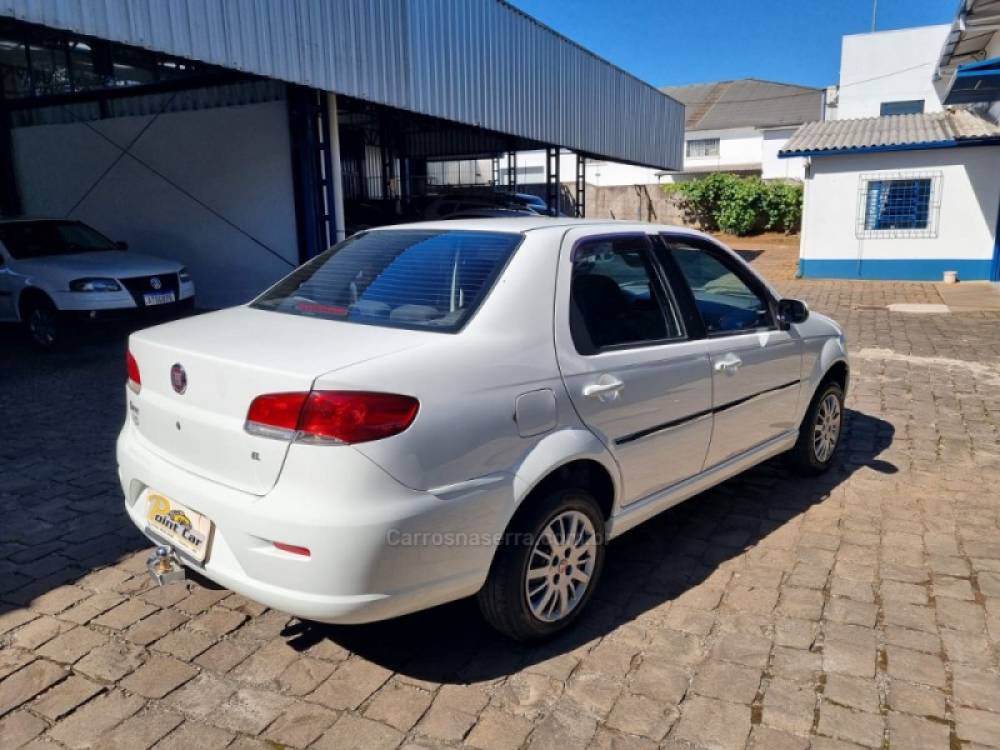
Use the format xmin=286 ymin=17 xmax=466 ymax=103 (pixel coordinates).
xmin=0 ymin=0 xmax=684 ymax=171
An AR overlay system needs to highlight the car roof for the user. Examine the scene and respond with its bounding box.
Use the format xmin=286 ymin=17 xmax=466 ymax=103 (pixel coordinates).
xmin=373 ymin=216 xmax=714 ymax=237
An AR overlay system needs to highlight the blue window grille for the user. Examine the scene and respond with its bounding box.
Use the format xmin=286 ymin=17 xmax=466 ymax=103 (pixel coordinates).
xmin=864 ymin=179 xmax=932 ymax=231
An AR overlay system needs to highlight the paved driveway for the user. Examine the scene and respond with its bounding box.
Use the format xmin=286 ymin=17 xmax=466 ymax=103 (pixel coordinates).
xmin=1 ymin=276 xmax=999 ymax=750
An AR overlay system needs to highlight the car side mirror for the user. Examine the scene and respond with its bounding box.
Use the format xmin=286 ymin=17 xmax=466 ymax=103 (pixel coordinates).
xmin=777 ymin=298 xmax=809 ymax=329
xmin=115 ymin=241 xmax=128 ymax=250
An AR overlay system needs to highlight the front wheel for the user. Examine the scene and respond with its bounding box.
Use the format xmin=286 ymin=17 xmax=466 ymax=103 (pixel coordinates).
xmin=788 ymin=381 xmax=844 ymax=475
xmin=477 ymin=488 xmax=606 ymax=641
xmin=23 ymin=297 xmax=61 ymax=349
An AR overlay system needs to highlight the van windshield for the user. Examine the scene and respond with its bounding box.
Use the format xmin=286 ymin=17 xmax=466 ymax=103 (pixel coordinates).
xmin=252 ymin=229 xmax=521 ymax=332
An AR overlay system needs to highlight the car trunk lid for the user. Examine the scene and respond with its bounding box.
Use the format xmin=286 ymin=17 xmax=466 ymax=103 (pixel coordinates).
xmin=127 ymin=306 xmax=432 ymax=495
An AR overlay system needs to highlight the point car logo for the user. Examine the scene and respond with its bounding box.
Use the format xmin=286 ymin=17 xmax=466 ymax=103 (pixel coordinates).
xmin=150 ymin=277 xmax=162 ymax=290
xmin=170 ymin=363 xmax=187 ymax=394
xmin=147 ymin=494 xmax=205 ymax=551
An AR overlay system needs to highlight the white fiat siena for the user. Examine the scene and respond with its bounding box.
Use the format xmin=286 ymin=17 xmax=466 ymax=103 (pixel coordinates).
xmin=119 ymin=218 xmax=848 ymax=640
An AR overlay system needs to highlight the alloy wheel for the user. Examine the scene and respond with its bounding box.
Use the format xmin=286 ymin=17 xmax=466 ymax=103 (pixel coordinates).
xmin=813 ymin=392 xmax=842 ymax=463
xmin=525 ymin=509 xmax=597 ymax=623
xmin=29 ymin=307 xmax=56 ymax=347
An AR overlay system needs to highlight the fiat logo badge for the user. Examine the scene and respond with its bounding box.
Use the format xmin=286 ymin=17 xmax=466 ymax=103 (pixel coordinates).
xmin=150 ymin=277 xmax=162 ymax=290
xmin=170 ymin=364 xmax=187 ymax=394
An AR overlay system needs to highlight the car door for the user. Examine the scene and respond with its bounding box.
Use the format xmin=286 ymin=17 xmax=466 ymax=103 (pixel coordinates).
xmin=555 ymin=230 xmax=714 ymax=506
xmin=657 ymin=234 xmax=803 ymax=468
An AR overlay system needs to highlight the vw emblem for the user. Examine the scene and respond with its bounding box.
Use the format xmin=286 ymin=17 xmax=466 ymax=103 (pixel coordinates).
xmin=150 ymin=277 xmax=162 ymax=290
xmin=170 ymin=364 xmax=187 ymax=394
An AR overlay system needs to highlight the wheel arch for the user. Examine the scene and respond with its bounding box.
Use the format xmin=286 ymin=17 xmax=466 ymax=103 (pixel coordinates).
xmin=510 ymin=428 xmax=620 ymax=526
xmin=16 ymin=286 xmax=56 ymax=323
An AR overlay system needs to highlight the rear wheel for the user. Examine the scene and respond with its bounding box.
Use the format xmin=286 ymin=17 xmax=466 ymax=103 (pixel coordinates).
xmin=788 ymin=381 xmax=844 ymax=475
xmin=23 ymin=296 xmax=61 ymax=349
xmin=478 ymin=487 xmax=605 ymax=641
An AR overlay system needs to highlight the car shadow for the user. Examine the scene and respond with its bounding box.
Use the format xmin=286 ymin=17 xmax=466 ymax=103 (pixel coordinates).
xmin=281 ymin=408 xmax=895 ymax=682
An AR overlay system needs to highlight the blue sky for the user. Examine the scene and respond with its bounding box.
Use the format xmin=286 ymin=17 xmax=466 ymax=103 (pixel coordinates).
xmin=507 ymin=0 xmax=955 ymax=89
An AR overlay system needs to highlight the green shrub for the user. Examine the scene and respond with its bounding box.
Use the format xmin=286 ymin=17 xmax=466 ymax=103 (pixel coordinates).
xmin=663 ymin=173 xmax=802 ymax=235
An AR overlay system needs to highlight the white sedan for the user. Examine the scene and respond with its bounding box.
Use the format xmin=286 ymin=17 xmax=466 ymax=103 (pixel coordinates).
xmin=119 ymin=217 xmax=848 ymax=640
xmin=0 ymin=218 xmax=195 ymax=347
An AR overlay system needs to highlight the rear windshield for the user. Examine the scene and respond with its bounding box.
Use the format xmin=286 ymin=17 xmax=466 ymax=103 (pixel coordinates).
xmin=0 ymin=221 xmax=117 ymax=259
xmin=252 ymin=229 xmax=521 ymax=332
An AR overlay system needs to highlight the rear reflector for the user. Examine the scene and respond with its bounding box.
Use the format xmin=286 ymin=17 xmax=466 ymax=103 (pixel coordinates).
xmin=245 ymin=391 xmax=419 ymax=444
xmin=273 ymin=542 xmax=311 ymax=557
xmin=126 ymin=350 xmax=141 ymax=393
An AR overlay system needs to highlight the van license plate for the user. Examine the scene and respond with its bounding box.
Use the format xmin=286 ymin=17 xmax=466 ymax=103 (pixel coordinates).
xmin=144 ymin=291 xmax=176 ymax=306
xmin=144 ymin=492 xmax=212 ymax=562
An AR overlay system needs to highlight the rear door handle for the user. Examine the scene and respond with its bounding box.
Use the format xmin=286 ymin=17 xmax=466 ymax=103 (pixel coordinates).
xmin=582 ymin=377 xmax=625 ymax=400
xmin=714 ymin=354 xmax=742 ymax=374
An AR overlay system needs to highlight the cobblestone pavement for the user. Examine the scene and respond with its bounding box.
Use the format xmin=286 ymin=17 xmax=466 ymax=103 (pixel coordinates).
xmin=2 ymin=275 xmax=1000 ymax=750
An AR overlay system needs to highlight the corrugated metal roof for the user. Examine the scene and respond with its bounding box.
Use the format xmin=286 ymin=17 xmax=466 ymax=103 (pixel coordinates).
xmin=660 ymin=78 xmax=824 ymax=131
xmin=937 ymin=0 xmax=1000 ymax=77
xmin=0 ymin=0 xmax=683 ymax=170
xmin=779 ymin=109 xmax=1000 ymax=156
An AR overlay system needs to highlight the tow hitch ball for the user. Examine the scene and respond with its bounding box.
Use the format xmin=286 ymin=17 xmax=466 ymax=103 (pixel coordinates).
xmin=146 ymin=545 xmax=186 ymax=586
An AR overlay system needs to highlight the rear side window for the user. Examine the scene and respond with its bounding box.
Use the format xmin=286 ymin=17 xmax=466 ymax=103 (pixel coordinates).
xmin=253 ymin=230 xmax=520 ymax=332
xmin=570 ymin=236 xmax=682 ymax=354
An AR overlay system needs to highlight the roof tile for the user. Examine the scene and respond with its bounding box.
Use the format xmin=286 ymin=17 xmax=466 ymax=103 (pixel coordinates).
xmin=779 ymin=109 xmax=1000 ymax=155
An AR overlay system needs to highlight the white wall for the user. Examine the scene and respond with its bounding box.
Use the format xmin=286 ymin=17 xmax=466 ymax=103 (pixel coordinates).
xmin=799 ymin=147 xmax=1000 ymax=278
xmin=838 ymin=25 xmax=950 ymax=119
xmin=680 ymin=127 xmax=761 ymax=173
xmin=762 ymin=128 xmax=807 ymax=180
xmin=13 ymin=100 xmax=299 ymax=308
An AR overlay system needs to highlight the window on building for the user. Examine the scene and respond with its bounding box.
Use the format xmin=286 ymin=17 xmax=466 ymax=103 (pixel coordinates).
xmin=879 ymin=100 xmax=924 ymax=116
xmin=0 ymin=18 xmax=215 ymax=102
xmin=857 ymin=172 xmax=941 ymax=239
xmin=686 ymin=138 xmax=720 ymax=158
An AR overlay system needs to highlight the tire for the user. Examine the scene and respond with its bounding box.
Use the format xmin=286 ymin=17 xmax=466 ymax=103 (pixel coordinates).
xmin=788 ymin=381 xmax=844 ymax=475
xmin=22 ymin=296 xmax=61 ymax=349
xmin=477 ymin=487 xmax=606 ymax=641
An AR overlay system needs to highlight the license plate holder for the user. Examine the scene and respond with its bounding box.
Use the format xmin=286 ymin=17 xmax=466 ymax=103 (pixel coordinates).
xmin=144 ymin=491 xmax=212 ymax=562
xmin=143 ymin=291 xmax=176 ymax=306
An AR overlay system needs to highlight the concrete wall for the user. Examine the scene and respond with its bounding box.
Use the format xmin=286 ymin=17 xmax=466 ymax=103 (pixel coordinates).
xmin=13 ymin=100 xmax=299 ymax=308
xmin=799 ymin=147 xmax=1000 ymax=280
xmin=584 ymin=184 xmax=688 ymax=225
xmin=838 ymin=25 xmax=950 ymax=119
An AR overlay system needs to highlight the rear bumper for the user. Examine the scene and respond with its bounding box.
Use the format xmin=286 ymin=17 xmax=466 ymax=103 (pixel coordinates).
xmin=117 ymin=421 xmax=512 ymax=624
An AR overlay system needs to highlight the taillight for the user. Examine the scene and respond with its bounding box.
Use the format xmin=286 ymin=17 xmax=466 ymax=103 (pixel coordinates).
xmin=245 ymin=391 xmax=419 ymax=444
xmin=246 ymin=393 xmax=309 ymax=438
xmin=126 ymin=350 xmax=141 ymax=393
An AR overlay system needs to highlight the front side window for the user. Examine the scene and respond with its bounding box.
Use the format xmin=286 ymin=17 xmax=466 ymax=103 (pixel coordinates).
xmin=253 ymin=230 xmax=520 ymax=333
xmin=665 ymin=241 xmax=772 ymax=335
xmin=880 ymin=100 xmax=924 ymax=116
xmin=0 ymin=221 xmax=117 ymax=259
xmin=570 ymin=237 xmax=681 ymax=354
xmin=686 ymin=138 xmax=720 ymax=158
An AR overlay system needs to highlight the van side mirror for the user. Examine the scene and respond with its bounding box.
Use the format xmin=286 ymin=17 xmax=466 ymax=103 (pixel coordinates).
xmin=777 ymin=298 xmax=809 ymax=329
xmin=115 ymin=241 xmax=128 ymax=250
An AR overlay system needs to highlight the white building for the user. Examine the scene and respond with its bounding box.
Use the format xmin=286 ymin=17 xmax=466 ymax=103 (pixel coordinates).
xmin=786 ymin=10 xmax=1000 ymax=283
xmin=830 ymin=25 xmax=950 ymax=120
